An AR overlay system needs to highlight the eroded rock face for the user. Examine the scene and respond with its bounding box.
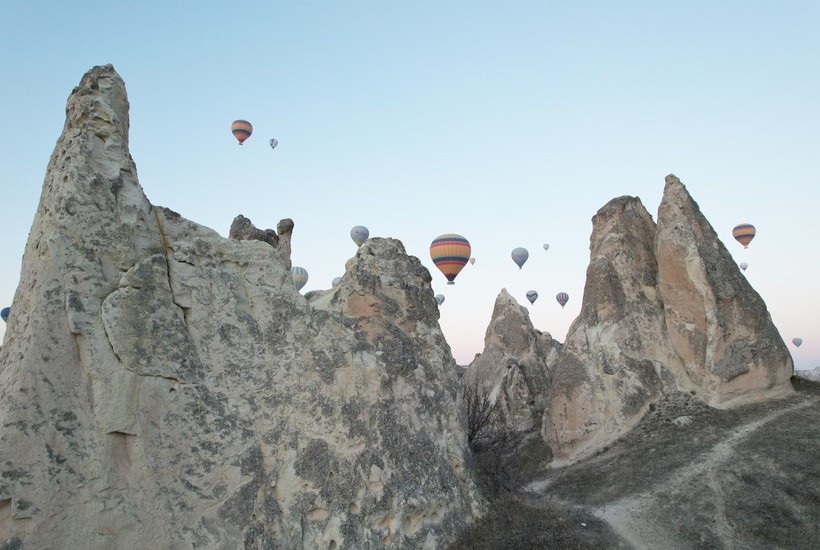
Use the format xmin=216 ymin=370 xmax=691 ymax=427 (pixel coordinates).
xmin=229 ymin=214 xmax=294 ymax=269
xmin=547 ymin=196 xmax=683 ymax=461
xmin=655 ymin=175 xmax=793 ymax=406
xmin=468 ymin=177 xmax=794 ymax=464
xmin=463 ymin=289 xmax=558 ymax=437
xmin=0 ymin=65 xmax=482 ymax=549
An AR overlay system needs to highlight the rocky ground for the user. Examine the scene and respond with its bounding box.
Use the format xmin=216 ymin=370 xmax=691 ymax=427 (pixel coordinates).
xmin=449 ymin=376 xmax=820 ymax=549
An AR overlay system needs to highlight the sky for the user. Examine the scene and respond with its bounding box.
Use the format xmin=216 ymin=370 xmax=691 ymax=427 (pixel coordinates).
xmin=1 ymin=0 xmax=818 ymax=369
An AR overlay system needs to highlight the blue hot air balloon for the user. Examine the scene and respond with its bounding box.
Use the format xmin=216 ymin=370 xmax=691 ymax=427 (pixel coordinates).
xmin=0 ymin=306 xmax=9 ymax=323
xmin=526 ymin=290 xmax=538 ymax=304
xmin=511 ymin=247 xmax=529 ymax=269
xmin=351 ymin=226 xmax=370 ymax=247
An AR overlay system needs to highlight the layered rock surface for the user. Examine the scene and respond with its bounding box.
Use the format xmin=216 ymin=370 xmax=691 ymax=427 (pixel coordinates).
xmin=0 ymin=65 xmax=482 ymax=549
xmin=469 ymin=176 xmax=794 ymax=464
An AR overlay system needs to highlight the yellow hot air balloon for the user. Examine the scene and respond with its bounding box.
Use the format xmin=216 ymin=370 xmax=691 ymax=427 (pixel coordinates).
xmin=430 ymin=234 xmax=471 ymax=285
xmin=732 ymin=224 xmax=756 ymax=248
xmin=231 ymin=120 xmax=253 ymax=145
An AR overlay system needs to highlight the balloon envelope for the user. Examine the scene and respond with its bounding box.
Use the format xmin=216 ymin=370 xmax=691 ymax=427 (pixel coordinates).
xmin=739 ymin=262 xmax=748 ymax=271
xmin=350 ymin=226 xmax=369 ymax=247
xmin=0 ymin=306 xmax=8 ymax=323
xmin=511 ymin=247 xmax=529 ymax=269
xmin=291 ymin=266 xmax=309 ymax=291
xmin=526 ymin=290 xmax=538 ymax=304
xmin=556 ymin=292 xmax=569 ymax=308
xmin=430 ymin=234 xmax=471 ymax=285
xmin=435 ymin=294 xmax=445 ymax=306
xmin=792 ymin=338 xmax=803 ymax=348
xmin=543 ymin=244 xmax=549 ymax=252
xmin=732 ymin=223 xmax=756 ymax=248
xmin=231 ymin=120 xmax=253 ymax=145
xmin=269 ymin=138 xmax=279 ymax=149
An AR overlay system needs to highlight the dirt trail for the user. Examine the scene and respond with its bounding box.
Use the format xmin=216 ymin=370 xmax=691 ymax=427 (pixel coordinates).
xmin=597 ymin=397 xmax=819 ymax=549
xmin=450 ymin=380 xmax=820 ymax=549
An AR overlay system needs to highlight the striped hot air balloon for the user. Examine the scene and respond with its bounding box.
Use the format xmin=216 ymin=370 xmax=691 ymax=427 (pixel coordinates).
xmin=526 ymin=290 xmax=538 ymax=304
xmin=732 ymin=224 xmax=756 ymax=248
xmin=231 ymin=119 xmax=253 ymax=145
xmin=430 ymin=234 xmax=471 ymax=285
xmin=291 ymin=266 xmax=309 ymax=291
xmin=556 ymin=292 xmax=569 ymax=308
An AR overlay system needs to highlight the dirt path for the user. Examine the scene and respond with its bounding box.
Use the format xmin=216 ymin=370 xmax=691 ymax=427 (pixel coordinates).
xmin=597 ymin=397 xmax=819 ymax=549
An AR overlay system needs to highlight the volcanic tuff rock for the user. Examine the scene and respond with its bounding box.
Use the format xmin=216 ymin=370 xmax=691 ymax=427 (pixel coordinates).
xmin=228 ymin=214 xmax=294 ymax=269
xmin=0 ymin=65 xmax=483 ymax=549
xmin=655 ymin=174 xmax=793 ymax=406
xmin=547 ymin=195 xmax=683 ymax=461
xmin=470 ymin=176 xmax=794 ymax=464
xmin=463 ymin=289 xmax=559 ymax=438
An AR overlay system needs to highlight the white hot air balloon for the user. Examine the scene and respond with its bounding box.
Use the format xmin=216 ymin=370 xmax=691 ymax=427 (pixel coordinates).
xmin=792 ymin=337 xmax=803 ymax=348
xmin=435 ymin=294 xmax=445 ymax=306
xmin=350 ymin=226 xmax=369 ymax=247
xmin=469 ymin=257 xmax=476 ymax=265
xmin=269 ymin=138 xmax=279 ymax=150
xmin=332 ymin=276 xmax=343 ymax=288
xmin=739 ymin=262 xmax=748 ymax=271
xmin=543 ymin=243 xmax=549 ymax=252
xmin=526 ymin=290 xmax=538 ymax=304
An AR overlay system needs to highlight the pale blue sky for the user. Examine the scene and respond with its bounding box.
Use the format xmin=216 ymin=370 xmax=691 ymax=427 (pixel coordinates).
xmin=1 ymin=0 xmax=818 ymax=368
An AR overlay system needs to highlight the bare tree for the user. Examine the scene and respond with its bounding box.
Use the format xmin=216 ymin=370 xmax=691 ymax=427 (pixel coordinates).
xmin=462 ymin=380 xmax=526 ymax=493
xmin=463 ymin=380 xmax=498 ymax=451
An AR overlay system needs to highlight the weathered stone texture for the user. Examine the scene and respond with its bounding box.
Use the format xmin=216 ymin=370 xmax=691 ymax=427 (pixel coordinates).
xmin=467 ymin=177 xmax=793 ymax=464
xmin=0 ymin=65 xmax=482 ymax=549
xmin=655 ymin=175 xmax=793 ymax=407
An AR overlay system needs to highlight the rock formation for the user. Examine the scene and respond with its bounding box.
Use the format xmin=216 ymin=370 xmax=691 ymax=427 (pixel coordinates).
xmin=655 ymin=175 xmax=793 ymax=406
xmin=470 ymin=176 xmax=794 ymax=464
xmin=229 ymin=214 xmax=294 ymax=269
xmin=0 ymin=65 xmax=483 ymax=549
xmin=463 ymin=289 xmax=559 ymax=439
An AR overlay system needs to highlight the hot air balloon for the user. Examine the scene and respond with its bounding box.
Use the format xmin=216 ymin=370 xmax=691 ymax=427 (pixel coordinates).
xmin=291 ymin=266 xmax=309 ymax=291
xmin=469 ymin=257 xmax=476 ymax=265
xmin=732 ymin=224 xmax=756 ymax=248
xmin=556 ymin=292 xmax=569 ymax=308
xmin=739 ymin=262 xmax=748 ymax=271
xmin=792 ymin=338 xmax=803 ymax=348
xmin=435 ymin=294 xmax=445 ymax=306
xmin=526 ymin=290 xmax=538 ymax=305
xmin=430 ymin=234 xmax=471 ymax=285
xmin=350 ymin=226 xmax=369 ymax=247
xmin=543 ymin=244 xmax=550 ymax=252
xmin=511 ymin=247 xmax=529 ymax=269
xmin=1 ymin=306 xmax=8 ymax=323
xmin=332 ymin=276 xmax=342 ymax=288
xmin=231 ymin=120 xmax=253 ymax=145
xmin=269 ymin=138 xmax=279 ymax=150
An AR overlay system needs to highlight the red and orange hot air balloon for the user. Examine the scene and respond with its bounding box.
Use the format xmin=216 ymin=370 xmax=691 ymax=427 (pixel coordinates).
xmin=732 ymin=223 xmax=756 ymax=248
xmin=231 ymin=119 xmax=253 ymax=145
xmin=430 ymin=234 xmax=471 ymax=285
